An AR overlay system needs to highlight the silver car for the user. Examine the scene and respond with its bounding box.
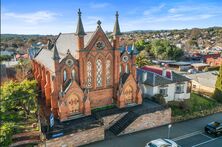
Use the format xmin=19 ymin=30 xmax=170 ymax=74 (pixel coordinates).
xmin=145 ymin=138 xmax=178 ymax=147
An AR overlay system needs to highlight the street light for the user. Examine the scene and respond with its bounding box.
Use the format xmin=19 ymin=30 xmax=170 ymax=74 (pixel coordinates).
xmin=168 ymin=124 xmax=172 ymax=139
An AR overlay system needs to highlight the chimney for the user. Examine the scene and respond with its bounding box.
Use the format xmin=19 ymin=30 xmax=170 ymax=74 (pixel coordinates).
xmin=142 ymin=71 xmax=147 ymax=82
xmin=162 ymin=67 xmax=166 ymax=77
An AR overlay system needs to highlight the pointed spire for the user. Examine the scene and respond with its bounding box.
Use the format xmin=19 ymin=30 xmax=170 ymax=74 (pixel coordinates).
xmin=52 ymin=44 xmax=60 ymax=60
xmin=67 ymin=49 xmax=71 ymax=55
xmin=112 ymin=11 xmax=122 ymax=36
xmin=97 ymin=20 xmax=102 ymax=28
xmin=76 ymin=9 xmax=86 ymax=36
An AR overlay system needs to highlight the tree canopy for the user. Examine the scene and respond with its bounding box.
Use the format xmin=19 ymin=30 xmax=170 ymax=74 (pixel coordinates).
xmin=136 ymin=50 xmax=152 ymax=67
xmin=0 ymin=80 xmax=38 ymax=121
xmin=135 ymin=39 xmax=184 ymax=60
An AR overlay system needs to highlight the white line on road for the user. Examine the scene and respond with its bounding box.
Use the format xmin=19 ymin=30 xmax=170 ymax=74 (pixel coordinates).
xmin=200 ymin=133 xmax=214 ymax=139
xmin=191 ymin=136 xmax=222 ymax=147
xmin=172 ymin=130 xmax=202 ymax=141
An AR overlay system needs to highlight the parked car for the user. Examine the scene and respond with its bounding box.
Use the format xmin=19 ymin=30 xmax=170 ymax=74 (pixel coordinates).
xmin=145 ymin=138 xmax=178 ymax=147
xmin=205 ymin=121 xmax=222 ymax=136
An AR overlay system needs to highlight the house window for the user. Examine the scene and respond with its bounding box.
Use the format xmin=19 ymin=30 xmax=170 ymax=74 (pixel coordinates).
xmin=71 ymin=69 xmax=75 ymax=80
xmin=87 ymin=61 xmax=92 ymax=87
xmin=96 ymin=59 xmax=102 ymax=87
xmin=176 ymin=84 xmax=184 ymax=93
xmin=106 ymin=60 xmax=111 ymax=86
xmin=159 ymin=88 xmax=168 ymax=97
xmin=63 ymin=69 xmax=67 ymax=82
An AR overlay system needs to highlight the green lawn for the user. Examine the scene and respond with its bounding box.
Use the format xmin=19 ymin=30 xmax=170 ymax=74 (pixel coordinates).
xmin=169 ymin=93 xmax=220 ymax=117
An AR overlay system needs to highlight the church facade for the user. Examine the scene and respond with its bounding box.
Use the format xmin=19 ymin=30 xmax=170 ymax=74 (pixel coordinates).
xmin=32 ymin=9 xmax=142 ymax=121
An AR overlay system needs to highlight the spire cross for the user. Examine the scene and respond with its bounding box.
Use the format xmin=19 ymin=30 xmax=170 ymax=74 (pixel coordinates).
xmin=115 ymin=11 xmax=119 ymax=18
xmin=78 ymin=8 xmax=81 ymax=16
xmin=97 ymin=20 xmax=101 ymax=26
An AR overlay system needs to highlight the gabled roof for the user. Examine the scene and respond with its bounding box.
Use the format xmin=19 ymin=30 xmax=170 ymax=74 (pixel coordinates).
xmin=120 ymin=45 xmax=138 ymax=56
xmin=34 ymin=32 xmax=94 ymax=72
xmin=137 ymin=67 xmax=190 ymax=86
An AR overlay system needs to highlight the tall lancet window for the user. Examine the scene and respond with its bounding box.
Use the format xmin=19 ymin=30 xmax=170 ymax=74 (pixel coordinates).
xmin=87 ymin=61 xmax=92 ymax=87
xmin=106 ymin=60 xmax=111 ymax=86
xmin=96 ymin=59 xmax=102 ymax=87
xmin=71 ymin=69 xmax=76 ymax=80
xmin=63 ymin=69 xmax=67 ymax=82
xmin=125 ymin=64 xmax=129 ymax=73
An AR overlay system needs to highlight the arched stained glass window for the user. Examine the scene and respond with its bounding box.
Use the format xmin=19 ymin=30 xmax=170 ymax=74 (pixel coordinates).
xmin=71 ymin=69 xmax=75 ymax=80
xmin=96 ymin=59 xmax=102 ymax=87
xmin=106 ymin=60 xmax=111 ymax=86
xmin=63 ymin=69 xmax=67 ymax=82
xmin=87 ymin=61 xmax=92 ymax=87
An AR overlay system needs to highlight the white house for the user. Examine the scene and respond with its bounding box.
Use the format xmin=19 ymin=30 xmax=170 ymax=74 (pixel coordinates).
xmin=137 ymin=66 xmax=191 ymax=102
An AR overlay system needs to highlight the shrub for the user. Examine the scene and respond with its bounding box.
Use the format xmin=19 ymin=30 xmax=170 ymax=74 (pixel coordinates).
xmin=178 ymin=101 xmax=190 ymax=111
xmin=213 ymin=88 xmax=222 ymax=103
xmin=152 ymin=94 xmax=166 ymax=105
xmin=0 ymin=123 xmax=16 ymax=147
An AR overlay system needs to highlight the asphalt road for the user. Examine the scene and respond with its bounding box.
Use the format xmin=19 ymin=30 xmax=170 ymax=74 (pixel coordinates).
xmin=83 ymin=112 xmax=222 ymax=147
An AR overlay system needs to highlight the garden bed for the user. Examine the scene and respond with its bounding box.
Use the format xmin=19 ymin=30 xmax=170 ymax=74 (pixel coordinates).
xmin=169 ymin=93 xmax=222 ymax=122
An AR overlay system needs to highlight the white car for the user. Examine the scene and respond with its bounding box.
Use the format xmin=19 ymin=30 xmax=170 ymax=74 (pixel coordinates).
xmin=145 ymin=138 xmax=178 ymax=147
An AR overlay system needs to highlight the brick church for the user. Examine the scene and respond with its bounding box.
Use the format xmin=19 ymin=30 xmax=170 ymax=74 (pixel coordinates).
xmin=32 ymin=9 xmax=142 ymax=121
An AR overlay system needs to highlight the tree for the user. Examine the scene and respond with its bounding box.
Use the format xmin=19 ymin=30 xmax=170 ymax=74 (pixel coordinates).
xmin=0 ymin=123 xmax=15 ymax=147
xmin=136 ymin=50 xmax=152 ymax=67
xmin=0 ymin=55 xmax=12 ymax=62
xmin=213 ymin=65 xmax=222 ymax=102
xmin=151 ymin=39 xmax=184 ymax=60
xmin=0 ymin=80 xmax=38 ymax=120
xmin=15 ymin=59 xmax=32 ymax=81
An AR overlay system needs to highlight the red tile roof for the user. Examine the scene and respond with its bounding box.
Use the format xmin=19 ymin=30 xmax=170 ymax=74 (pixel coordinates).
xmin=141 ymin=66 xmax=171 ymax=79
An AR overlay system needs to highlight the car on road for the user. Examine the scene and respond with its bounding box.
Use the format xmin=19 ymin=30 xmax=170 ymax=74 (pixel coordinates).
xmin=205 ymin=121 xmax=222 ymax=136
xmin=145 ymin=138 xmax=178 ymax=147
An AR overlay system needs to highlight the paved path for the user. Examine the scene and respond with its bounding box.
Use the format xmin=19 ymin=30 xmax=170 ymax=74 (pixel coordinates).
xmin=83 ymin=112 xmax=222 ymax=147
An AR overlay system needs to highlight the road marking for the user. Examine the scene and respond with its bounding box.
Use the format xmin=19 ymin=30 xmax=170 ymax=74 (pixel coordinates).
xmin=191 ymin=136 xmax=222 ymax=147
xmin=172 ymin=130 xmax=202 ymax=141
xmin=200 ymin=133 xmax=213 ymax=139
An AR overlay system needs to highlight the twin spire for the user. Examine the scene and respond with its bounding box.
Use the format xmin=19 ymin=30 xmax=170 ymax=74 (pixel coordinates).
xmin=112 ymin=11 xmax=122 ymax=36
xmin=53 ymin=9 xmax=122 ymax=61
xmin=75 ymin=9 xmax=121 ymax=36
xmin=76 ymin=9 xmax=86 ymax=36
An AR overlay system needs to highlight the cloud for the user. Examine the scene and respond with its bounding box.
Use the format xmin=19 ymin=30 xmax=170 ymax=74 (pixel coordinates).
xmin=143 ymin=3 xmax=165 ymax=15
xmin=90 ymin=2 xmax=109 ymax=9
xmin=2 ymin=11 xmax=58 ymax=24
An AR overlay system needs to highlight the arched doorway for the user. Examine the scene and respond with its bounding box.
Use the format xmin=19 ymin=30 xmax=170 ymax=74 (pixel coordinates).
xmin=124 ymin=86 xmax=133 ymax=104
xmin=67 ymin=95 xmax=80 ymax=114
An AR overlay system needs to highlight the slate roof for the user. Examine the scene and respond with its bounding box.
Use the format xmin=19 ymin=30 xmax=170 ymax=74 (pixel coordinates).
xmin=121 ymin=73 xmax=130 ymax=84
xmin=34 ymin=32 xmax=94 ymax=72
xmin=120 ymin=45 xmax=139 ymax=56
xmin=137 ymin=68 xmax=190 ymax=86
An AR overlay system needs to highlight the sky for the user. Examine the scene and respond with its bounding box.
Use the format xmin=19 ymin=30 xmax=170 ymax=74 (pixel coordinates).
xmin=1 ymin=0 xmax=222 ymax=35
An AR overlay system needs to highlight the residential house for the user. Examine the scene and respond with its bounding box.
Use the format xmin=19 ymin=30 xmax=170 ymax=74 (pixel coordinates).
xmin=186 ymin=71 xmax=218 ymax=96
xmin=137 ymin=66 xmax=191 ymax=102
